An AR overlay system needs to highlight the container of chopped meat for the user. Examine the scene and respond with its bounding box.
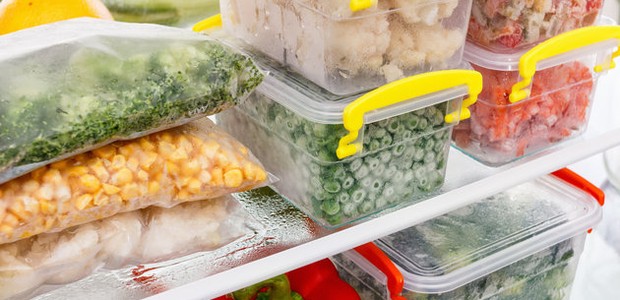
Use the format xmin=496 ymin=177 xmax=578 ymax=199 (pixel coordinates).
xmin=453 ymin=25 xmax=620 ymax=166
xmin=468 ymin=0 xmax=605 ymax=53
xmin=332 ymin=168 xmax=604 ymax=300
xmin=219 ymin=0 xmax=473 ymax=95
xmin=217 ymin=49 xmax=482 ymax=228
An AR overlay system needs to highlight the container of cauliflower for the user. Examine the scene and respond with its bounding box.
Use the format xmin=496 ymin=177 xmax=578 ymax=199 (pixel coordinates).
xmin=220 ymin=0 xmax=473 ymax=95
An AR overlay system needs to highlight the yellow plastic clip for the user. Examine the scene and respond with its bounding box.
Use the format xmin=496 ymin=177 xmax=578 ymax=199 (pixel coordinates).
xmin=336 ymin=70 xmax=483 ymax=160
xmin=510 ymin=26 xmax=620 ymax=103
xmin=192 ymin=14 xmax=223 ymax=32
xmin=350 ymin=0 xmax=377 ymax=12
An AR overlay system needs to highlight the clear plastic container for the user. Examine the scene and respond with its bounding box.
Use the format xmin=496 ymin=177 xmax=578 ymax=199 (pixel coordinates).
xmin=468 ymin=0 xmax=604 ymax=53
xmin=217 ymin=53 xmax=482 ymax=228
xmin=453 ymin=26 xmax=620 ymax=166
xmin=219 ymin=0 xmax=473 ymax=95
xmin=333 ymin=169 xmax=604 ymax=299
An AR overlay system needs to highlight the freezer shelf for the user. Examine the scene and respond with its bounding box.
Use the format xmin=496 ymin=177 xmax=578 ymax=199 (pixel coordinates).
xmin=35 ymin=61 xmax=620 ymax=300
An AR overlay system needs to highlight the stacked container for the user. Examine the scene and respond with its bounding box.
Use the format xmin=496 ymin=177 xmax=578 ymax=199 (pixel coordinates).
xmin=220 ymin=0 xmax=474 ymax=95
xmin=455 ymin=24 xmax=620 ymax=166
xmin=217 ymin=53 xmax=482 ymax=227
xmin=333 ymin=169 xmax=604 ymax=299
xmin=213 ymin=0 xmax=483 ymax=227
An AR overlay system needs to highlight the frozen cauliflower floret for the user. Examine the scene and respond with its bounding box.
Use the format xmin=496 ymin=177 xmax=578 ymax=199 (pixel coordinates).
xmin=387 ymin=17 xmax=463 ymax=71
xmin=135 ymin=199 xmax=228 ymax=262
xmin=391 ymin=0 xmax=459 ymax=25
xmin=327 ymin=13 xmax=390 ymax=76
xmin=97 ymin=211 xmax=143 ymax=268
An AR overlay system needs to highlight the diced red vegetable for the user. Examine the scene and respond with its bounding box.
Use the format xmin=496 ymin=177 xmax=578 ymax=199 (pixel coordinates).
xmin=453 ymin=61 xmax=594 ymax=161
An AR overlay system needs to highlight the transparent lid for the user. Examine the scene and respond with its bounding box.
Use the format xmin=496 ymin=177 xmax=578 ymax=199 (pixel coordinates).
xmin=236 ymin=40 xmax=471 ymax=125
xmin=376 ymin=174 xmax=602 ymax=293
xmin=290 ymin=0 xmax=458 ymax=20
xmin=464 ymin=17 xmax=619 ymax=71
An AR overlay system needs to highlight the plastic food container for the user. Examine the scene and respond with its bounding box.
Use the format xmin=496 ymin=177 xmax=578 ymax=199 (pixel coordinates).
xmin=468 ymin=0 xmax=604 ymax=53
xmin=453 ymin=26 xmax=620 ymax=166
xmin=333 ymin=168 xmax=604 ymax=300
xmin=219 ymin=0 xmax=473 ymax=95
xmin=217 ymin=57 xmax=482 ymax=228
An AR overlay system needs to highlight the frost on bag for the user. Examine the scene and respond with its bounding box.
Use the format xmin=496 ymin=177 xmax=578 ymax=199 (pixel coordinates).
xmin=0 ymin=196 xmax=260 ymax=299
xmin=0 ymin=18 xmax=264 ymax=184
xmin=0 ymin=118 xmax=268 ymax=245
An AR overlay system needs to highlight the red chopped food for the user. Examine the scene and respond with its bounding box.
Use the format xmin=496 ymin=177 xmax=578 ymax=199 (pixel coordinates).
xmin=453 ymin=61 xmax=594 ymax=164
xmin=469 ymin=0 xmax=603 ymax=51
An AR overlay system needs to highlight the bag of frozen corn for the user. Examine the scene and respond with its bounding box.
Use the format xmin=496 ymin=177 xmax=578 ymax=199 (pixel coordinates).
xmin=0 ymin=118 xmax=268 ymax=245
xmin=0 ymin=195 xmax=262 ymax=299
xmin=0 ymin=18 xmax=264 ymax=184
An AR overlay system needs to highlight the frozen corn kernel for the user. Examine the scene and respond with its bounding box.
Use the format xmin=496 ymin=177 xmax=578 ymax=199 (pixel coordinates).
xmin=8 ymin=201 xmax=28 ymax=221
xmin=42 ymin=168 xmax=62 ymax=184
xmin=127 ymin=157 xmax=140 ymax=172
xmin=199 ymin=171 xmax=212 ymax=183
xmin=137 ymin=170 xmax=149 ymax=182
xmin=30 ymin=168 xmax=47 ymax=180
xmin=166 ymin=161 xmax=181 ymax=177
xmin=93 ymin=145 xmax=117 ymax=159
xmin=159 ymin=141 xmax=176 ymax=158
xmin=103 ymin=184 xmax=121 ymax=195
xmin=74 ymin=194 xmax=93 ymax=210
xmin=22 ymin=180 xmax=40 ymax=193
xmin=93 ymin=191 xmax=110 ymax=206
xmin=160 ymin=132 xmax=174 ymax=143
xmin=50 ymin=160 xmax=69 ymax=169
xmin=40 ymin=200 xmax=57 ymax=215
xmin=80 ymin=174 xmax=101 ymax=193
xmin=187 ymin=178 xmax=202 ymax=194
xmin=119 ymin=144 xmax=138 ymax=157
xmin=182 ymin=160 xmax=201 ymax=177
xmin=170 ymin=148 xmax=189 ymax=161
xmin=211 ymin=168 xmax=224 ymax=186
xmin=2 ymin=213 xmax=19 ymax=227
xmin=111 ymin=155 xmax=127 ymax=170
xmin=120 ymin=183 xmax=140 ymax=201
xmin=0 ymin=225 xmax=13 ymax=236
xmin=67 ymin=166 xmax=89 ymax=177
xmin=201 ymin=140 xmax=221 ymax=158
xmin=140 ymin=151 xmax=158 ymax=169
xmin=34 ymin=184 xmax=54 ymax=202
xmin=112 ymin=168 xmax=133 ymax=186
xmin=139 ymin=137 xmax=156 ymax=151
xmin=89 ymin=159 xmax=110 ymax=183
xmin=224 ymin=169 xmax=243 ymax=188
xmin=148 ymin=181 xmax=161 ymax=194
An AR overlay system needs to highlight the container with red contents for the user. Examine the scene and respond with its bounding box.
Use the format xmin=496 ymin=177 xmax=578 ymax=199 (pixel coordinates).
xmin=453 ymin=26 xmax=620 ymax=166
xmin=468 ymin=0 xmax=605 ymax=53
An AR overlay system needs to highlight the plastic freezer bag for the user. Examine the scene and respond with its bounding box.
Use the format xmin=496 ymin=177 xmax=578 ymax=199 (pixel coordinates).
xmin=0 ymin=118 xmax=268 ymax=245
xmin=0 ymin=196 xmax=260 ymax=299
xmin=0 ymin=18 xmax=264 ymax=184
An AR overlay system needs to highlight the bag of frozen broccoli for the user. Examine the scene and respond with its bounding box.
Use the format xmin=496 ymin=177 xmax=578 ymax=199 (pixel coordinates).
xmin=0 ymin=118 xmax=268 ymax=245
xmin=0 ymin=18 xmax=264 ymax=184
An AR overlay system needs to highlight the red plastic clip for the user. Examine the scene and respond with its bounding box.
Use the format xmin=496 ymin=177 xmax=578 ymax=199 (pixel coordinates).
xmin=551 ymin=168 xmax=605 ymax=233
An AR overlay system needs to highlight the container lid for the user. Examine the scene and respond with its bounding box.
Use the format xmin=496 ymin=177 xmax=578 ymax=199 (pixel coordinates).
xmin=291 ymin=0 xmax=458 ymax=20
xmin=237 ymin=41 xmax=473 ymax=125
xmin=373 ymin=170 xmax=603 ymax=294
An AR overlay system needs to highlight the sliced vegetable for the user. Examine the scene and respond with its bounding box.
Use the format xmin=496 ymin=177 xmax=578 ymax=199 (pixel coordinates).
xmin=218 ymin=92 xmax=454 ymax=226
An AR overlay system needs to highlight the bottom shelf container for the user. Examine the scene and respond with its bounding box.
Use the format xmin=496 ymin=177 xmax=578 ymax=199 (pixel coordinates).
xmin=333 ymin=169 xmax=604 ymax=299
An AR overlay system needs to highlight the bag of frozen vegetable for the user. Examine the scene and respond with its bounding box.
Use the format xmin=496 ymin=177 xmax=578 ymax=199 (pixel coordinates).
xmin=0 ymin=195 xmax=263 ymax=299
xmin=0 ymin=118 xmax=268 ymax=245
xmin=0 ymin=17 xmax=264 ymax=184
xmin=102 ymin=0 xmax=219 ymax=26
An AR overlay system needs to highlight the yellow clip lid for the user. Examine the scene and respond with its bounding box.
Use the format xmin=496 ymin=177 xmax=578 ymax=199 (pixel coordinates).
xmin=350 ymin=0 xmax=377 ymax=12
xmin=336 ymin=70 xmax=483 ymax=160
xmin=510 ymin=26 xmax=620 ymax=103
xmin=192 ymin=14 xmax=222 ymax=32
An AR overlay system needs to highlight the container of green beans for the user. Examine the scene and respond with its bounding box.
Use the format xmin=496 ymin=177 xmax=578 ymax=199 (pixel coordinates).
xmin=218 ymin=59 xmax=482 ymax=227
